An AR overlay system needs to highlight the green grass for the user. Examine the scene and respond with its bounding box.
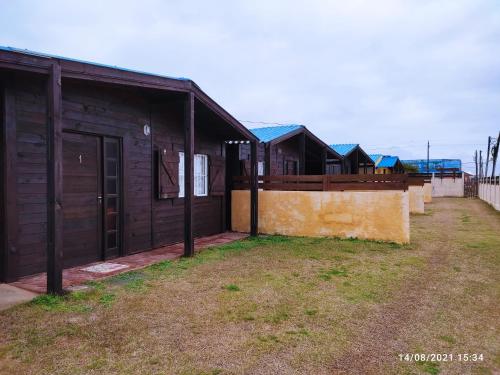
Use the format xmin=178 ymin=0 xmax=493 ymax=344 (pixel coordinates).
xmin=224 ymin=284 xmax=241 ymax=292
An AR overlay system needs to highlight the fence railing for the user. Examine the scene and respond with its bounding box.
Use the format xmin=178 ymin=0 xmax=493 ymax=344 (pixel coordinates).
xmin=233 ymin=174 xmax=409 ymax=191
xmin=479 ymin=176 xmax=500 ymax=185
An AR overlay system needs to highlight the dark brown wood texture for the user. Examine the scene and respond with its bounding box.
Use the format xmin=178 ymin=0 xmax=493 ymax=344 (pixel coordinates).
xmin=184 ymin=92 xmax=194 ymax=257
xmin=62 ymin=132 xmax=102 ymax=267
xmin=46 ymin=63 xmax=64 ymax=293
xmin=157 ymin=150 xmax=180 ymax=199
xmin=10 ymin=74 xmax=48 ymax=279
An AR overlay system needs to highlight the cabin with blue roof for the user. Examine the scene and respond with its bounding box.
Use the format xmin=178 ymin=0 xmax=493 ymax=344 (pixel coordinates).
xmin=369 ymin=154 xmax=405 ymax=174
xmin=238 ymin=125 xmax=342 ymax=176
xmin=329 ymin=144 xmax=375 ymax=174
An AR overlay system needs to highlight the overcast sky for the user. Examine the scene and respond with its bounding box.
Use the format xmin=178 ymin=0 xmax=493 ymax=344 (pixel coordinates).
xmin=2 ymin=0 xmax=499 ymax=173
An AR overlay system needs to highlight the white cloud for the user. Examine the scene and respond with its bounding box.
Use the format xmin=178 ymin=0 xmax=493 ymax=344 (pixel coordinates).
xmin=1 ymin=0 xmax=499 ymax=173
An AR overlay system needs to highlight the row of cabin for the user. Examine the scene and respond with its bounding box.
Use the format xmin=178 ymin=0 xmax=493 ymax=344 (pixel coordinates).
xmin=0 ymin=47 xmax=396 ymax=286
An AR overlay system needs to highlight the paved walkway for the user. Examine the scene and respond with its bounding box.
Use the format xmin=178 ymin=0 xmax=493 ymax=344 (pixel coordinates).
xmin=0 ymin=284 xmax=39 ymax=311
xmin=9 ymin=232 xmax=247 ymax=294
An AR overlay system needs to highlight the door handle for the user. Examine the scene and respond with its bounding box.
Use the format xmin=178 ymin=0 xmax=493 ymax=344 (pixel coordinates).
xmin=97 ymin=196 xmax=103 ymax=204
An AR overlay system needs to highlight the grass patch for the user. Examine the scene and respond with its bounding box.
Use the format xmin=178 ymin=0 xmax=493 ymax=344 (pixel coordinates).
xmin=98 ymin=293 xmax=116 ymax=307
xmin=224 ymin=284 xmax=241 ymax=292
xmin=438 ymin=335 xmax=456 ymax=344
xmin=319 ymin=267 xmax=348 ymax=280
xmin=418 ymin=361 xmax=440 ymax=374
xmin=31 ymin=294 xmax=65 ymax=311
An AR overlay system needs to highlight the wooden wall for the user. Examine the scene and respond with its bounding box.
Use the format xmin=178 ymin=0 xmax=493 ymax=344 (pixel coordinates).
xmin=0 ymin=81 xmax=4 ymax=281
xmin=240 ymin=136 xmax=300 ymax=176
xmin=3 ymin=75 xmax=227 ymax=279
xmin=7 ymin=74 xmax=48 ymax=278
xmin=151 ymin=100 xmax=224 ymax=248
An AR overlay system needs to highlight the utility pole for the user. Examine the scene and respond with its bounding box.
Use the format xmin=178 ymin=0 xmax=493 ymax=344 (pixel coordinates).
xmin=491 ymin=131 xmax=500 ymax=178
xmin=485 ymin=136 xmax=491 ymax=177
xmin=474 ymin=150 xmax=478 ymax=179
xmin=479 ymin=150 xmax=483 ymax=178
xmin=426 ymin=141 xmax=430 ymax=173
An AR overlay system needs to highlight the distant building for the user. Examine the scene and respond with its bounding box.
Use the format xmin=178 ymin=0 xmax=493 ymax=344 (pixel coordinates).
xmin=401 ymin=159 xmax=462 ymax=174
xmin=238 ymin=125 xmax=342 ymax=176
xmin=369 ymin=154 xmax=405 ymax=174
xmin=329 ymin=144 xmax=375 ymax=174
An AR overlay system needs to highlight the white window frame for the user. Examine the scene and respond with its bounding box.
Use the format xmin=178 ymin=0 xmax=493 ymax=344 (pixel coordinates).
xmin=178 ymin=152 xmax=208 ymax=197
xmin=258 ymin=161 xmax=264 ymax=176
xmin=194 ymin=154 xmax=208 ymax=196
xmin=178 ymin=152 xmax=185 ymax=198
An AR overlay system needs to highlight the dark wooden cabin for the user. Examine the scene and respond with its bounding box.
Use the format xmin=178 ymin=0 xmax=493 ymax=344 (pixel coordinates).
xmin=0 ymin=47 xmax=259 ymax=291
xmin=329 ymin=144 xmax=375 ymax=174
xmin=237 ymin=125 xmax=342 ymax=176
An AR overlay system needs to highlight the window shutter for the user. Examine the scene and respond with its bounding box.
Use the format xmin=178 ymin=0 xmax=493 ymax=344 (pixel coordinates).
xmin=157 ymin=149 xmax=180 ymax=199
xmin=209 ymin=155 xmax=225 ymax=196
xmin=240 ymin=159 xmax=251 ymax=176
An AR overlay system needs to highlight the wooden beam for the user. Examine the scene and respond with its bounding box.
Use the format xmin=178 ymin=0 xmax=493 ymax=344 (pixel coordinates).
xmin=250 ymin=140 xmax=258 ymax=236
xmin=46 ymin=62 xmax=63 ymax=294
xmin=184 ymin=91 xmax=195 ymax=257
xmin=264 ymin=143 xmax=271 ymax=179
xmin=2 ymin=79 xmax=19 ymax=282
xmin=299 ymin=133 xmax=306 ymax=175
xmin=321 ymin=148 xmax=327 ymax=175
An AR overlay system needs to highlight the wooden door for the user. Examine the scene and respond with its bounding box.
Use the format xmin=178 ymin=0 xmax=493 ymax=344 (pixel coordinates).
xmin=63 ymin=132 xmax=102 ymax=267
xmin=102 ymin=138 xmax=121 ymax=259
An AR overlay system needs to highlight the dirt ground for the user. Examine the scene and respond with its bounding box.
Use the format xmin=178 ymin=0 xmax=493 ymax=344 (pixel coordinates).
xmin=0 ymin=198 xmax=498 ymax=375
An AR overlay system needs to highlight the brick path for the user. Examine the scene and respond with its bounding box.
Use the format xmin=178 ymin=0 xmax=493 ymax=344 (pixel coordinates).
xmin=10 ymin=232 xmax=248 ymax=294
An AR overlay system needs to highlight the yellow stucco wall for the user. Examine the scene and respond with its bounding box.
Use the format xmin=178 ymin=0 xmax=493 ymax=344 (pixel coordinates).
xmin=409 ymin=185 xmax=425 ymax=214
xmin=232 ymin=190 xmax=410 ymax=244
xmin=423 ymin=183 xmax=432 ymax=203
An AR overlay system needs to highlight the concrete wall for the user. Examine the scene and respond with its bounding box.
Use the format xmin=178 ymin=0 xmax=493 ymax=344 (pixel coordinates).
xmin=479 ymin=182 xmax=500 ymax=211
xmin=431 ymin=174 xmax=464 ymax=197
xmin=409 ymin=186 xmax=425 ymax=214
xmin=232 ymin=190 xmax=410 ymax=244
xmin=423 ymin=183 xmax=432 ymax=203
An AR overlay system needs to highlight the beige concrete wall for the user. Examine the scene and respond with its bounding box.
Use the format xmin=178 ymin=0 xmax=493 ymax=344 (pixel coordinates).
xmin=232 ymin=190 xmax=410 ymax=244
xmin=432 ymin=174 xmax=464 ymax=197
xmin=409 ymin=186 xmax=425 ymax=214
xmin=479 ymin=182 xmax=500 ymax=211
xmin=423 ymin=183 xmax=432 ymax=203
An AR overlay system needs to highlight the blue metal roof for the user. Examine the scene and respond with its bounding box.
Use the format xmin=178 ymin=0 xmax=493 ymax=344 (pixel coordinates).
xmin=400 ymin=159 xmax=462 ymax=173
xmin=250 ymin=125 xmax=304 ymax=143
xmin=377 ymin=155 xmax=400 ymax=168
xmin=369 ymin=154 xmax=383 ymax=163
xmin=329 ymin=144 xmax=358 ymax=156
xmin=0 ymin=46 xmax=190 ymax=81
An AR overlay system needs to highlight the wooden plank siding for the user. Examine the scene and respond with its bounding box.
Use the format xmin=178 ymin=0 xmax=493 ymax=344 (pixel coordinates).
xmin=240 ymin=137 xmax=301 ymax=176
xmin=1 ymin=76 xmax=229 ymax=279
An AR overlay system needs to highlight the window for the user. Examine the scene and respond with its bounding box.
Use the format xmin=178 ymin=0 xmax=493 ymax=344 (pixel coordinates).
xmin=178 ymin=152 xmax=208 ymax=197
xmin=194 ymin=154 xmax=208 ymax=196
xmin=258 ymin=161 xmax=264 ymax=176
xmin=178 ymin=152 xmax=185 ymax=197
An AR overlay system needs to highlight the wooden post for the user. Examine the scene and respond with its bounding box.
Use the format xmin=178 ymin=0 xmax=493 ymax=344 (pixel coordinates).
xmin=2 ymin=80 xmax=19 ymax=282
xmin=321 ymin=148 xmax=327 ymax=175
xmin=184 ymin=91 xmax=195 ymax=257
xmin=250 ymin=140 xmax=258 ymax=236
xmin=264 ymin=143 xmax=271 ymax=181
xmin=299 ymin=133 xmax=306 ymax=175
xmin=47 ymin=62 xmax=63 ymax=294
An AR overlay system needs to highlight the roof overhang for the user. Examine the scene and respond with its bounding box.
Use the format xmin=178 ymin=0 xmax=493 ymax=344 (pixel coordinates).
xmin=265 ymin=126 xmax=342 ymax=160
xmin=0 ymin=47 xmax=258 ymax=142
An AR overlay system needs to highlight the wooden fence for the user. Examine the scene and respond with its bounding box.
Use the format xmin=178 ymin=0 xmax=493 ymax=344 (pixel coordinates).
xmin=233 ymin=174 xmax=410 ymax=191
